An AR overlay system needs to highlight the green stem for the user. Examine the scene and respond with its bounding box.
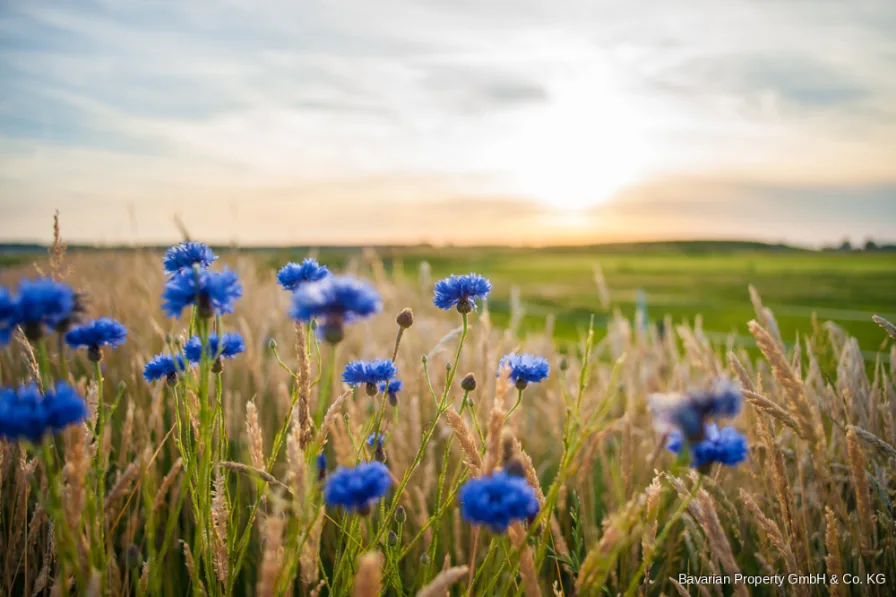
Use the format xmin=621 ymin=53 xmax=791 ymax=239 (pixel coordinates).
xmin=442 ymin=313 xmax=468 ymax=402
xmin=504 ymin=388 xmax=524 ymax=422
xmin=314 ymin=344 xmax=337 ymax=426
xmin=93 ymin=360 xmax=108 ymax=588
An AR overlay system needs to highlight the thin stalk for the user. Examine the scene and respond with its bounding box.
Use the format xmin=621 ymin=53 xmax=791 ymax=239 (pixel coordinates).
xmin=93 ymin=359 xmax=108 ymax=590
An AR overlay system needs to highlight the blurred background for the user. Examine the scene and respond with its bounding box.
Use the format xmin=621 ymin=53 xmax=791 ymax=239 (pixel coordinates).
xmin=1 ymin=0 xmax=894 ymax=352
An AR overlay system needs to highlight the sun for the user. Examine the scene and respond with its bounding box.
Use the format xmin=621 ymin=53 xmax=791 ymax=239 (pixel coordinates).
xmin=501 ymin=65 xmax=648 ymax=212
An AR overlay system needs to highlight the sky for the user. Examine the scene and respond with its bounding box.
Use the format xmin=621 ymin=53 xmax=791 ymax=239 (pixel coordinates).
xmin=1 ymin=0 xmax=895 ymax=247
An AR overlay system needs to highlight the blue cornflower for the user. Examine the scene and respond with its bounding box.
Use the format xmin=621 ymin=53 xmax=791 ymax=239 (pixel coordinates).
xmin=459 ymin=471 xmax=540 ymax=533
xmin=433 ymin=273 xmax=492 ymax=313
xmin=667 ymin=423 xmax=748 ymax=469
xmin=15 ymin=278 xmax=76 ymax=340
xmin=277 ymin=258 xmax=330 ymax=291
xmin=343 ymin=359 xmax=397 ymax=396
xmin=289 ymin=276 xmax=381 ymax=343
xmin=649 ymin=377 xmax=743 ymax=441
xmin=498 ymin=353 xmax=550 ymax=390
xmin=323 ymin=461 xmax=393 ymax=513
xmin=316 ymin=452 xmax=328 ymax=481
xmin=378 ymin=379 xmax=403 ymax=406
xmin=144 ymin=353 xmax=187 ymax=385
xmin=0 ymin=287 xmax=16 ymax=346
xmin=183 ymin=332 xmax=246 ymax=363
xmin=162 ymin=241 xmax=217 ymax=276
xmin=0 ymin=382 xmax=87 ymax=443
xmin=366 ymin=432 xmax=386 ymax=448
xmin=162 ymin=268 xmax=242 ymax=319
xmin=65 ymin=318 xmax=128 ymax=361
xmin=689 ymin=378 xmax=742 ymax=418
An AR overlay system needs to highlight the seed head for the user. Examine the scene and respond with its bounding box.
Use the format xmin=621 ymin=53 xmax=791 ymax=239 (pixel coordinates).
xmin=461 ymin=373 xmax=477 ymax=392
xmin=396 ymin=308 xmax=414 ymax=329
xmin=87 ymin=346 xmax=102 ymax=363
xmin=320 ymin=321 xmax=345 ymax=345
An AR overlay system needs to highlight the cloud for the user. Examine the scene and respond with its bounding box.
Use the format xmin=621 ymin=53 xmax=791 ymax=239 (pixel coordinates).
xmin=1 ymin=0 xmax=895 ymax=245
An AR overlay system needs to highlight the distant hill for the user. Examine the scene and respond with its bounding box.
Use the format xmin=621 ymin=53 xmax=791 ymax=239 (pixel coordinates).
xmin=0 ymin=239 xmax=892 ymax=257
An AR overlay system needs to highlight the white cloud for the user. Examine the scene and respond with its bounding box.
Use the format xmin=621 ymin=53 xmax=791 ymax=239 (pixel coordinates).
xmin=1 ymin=0 xmax=894 ymax=244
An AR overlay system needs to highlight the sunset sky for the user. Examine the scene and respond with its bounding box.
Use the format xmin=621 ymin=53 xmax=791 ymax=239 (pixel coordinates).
xmin=1 ymin=1 xmax=895 ymax=247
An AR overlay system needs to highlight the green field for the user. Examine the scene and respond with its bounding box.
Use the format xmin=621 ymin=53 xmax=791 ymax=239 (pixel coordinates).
xmin=4 ymin=241 xmax=894 ymax=358
xmin=276 ymin=242 xmax=896 ymax=359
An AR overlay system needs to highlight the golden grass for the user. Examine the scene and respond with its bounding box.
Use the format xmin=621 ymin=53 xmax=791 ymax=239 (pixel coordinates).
xmin=0 ymin=246 xmax=893 ymax=596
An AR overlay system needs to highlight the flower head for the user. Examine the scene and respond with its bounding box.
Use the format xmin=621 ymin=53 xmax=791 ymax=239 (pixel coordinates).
xmin=65 ymin=318 xmax=128 ymax=360
xmin=379 ymin=378 xmax=403 ymax=406
xmin=0 ymin=287 xmax=16 ymax=346
xmin=498 ymin=353 xmax=550 ymax=389
xmin=343 ymin=359 xmax=397 ymax=395
xmin=183 ymin=332 xmax=246 ymax=363
xmin=649 ymin=377 xmax=743 ymax=441
xmin=163 ymin=241 xmax=217 ymax=276
xmin=459 ymin=471 xmax=540 ymax=533
xmin=433 ymin=273 xmax=492 ymax=313
xmin=290 ymin=276 xmax=381 ymax=342
xmin=162 ymin=268 xmax=242 ymax=319
xmin=667 ymin=423 xmax=748 ymax=469
xmin=688 ymin=378 xmax=742 ymax=418
xmin=366 ymin=432 xmax=386 ymax=448
xmin=0 ymin=382 xmax=87 ymax=443
xmin=323 ymin=462 xmax=393 ymax=513
xmin=15 ymin=278 xmax=76 ymax=339
xmin=316 ymin=452 xmax=328 ymax=480
xmin=144 ymin=353 xmax=187 ymax=384
xmin=277 ymin=258 xmax=330 ymax=291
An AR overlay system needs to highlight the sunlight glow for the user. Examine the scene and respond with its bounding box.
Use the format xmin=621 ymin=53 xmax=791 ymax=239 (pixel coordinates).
xmin=504 ymin=64 xmax=649 ymax=212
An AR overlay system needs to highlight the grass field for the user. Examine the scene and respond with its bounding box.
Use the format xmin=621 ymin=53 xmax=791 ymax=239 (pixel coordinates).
xmin=1 ymin=241 xmax=894 ymax=596
xmin=272 ymin=243 xmax=896 ymax=358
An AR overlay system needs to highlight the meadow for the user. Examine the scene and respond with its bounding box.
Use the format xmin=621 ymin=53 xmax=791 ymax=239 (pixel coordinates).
xmin=283 ymin=242 xmax=896 ymax=354
xmin=0 ymin=236 xmax=894 ymax=596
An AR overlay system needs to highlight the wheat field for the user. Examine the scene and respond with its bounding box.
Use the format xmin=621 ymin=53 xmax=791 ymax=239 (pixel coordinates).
xmin=1 ymin=235 xmax=894 ymax=597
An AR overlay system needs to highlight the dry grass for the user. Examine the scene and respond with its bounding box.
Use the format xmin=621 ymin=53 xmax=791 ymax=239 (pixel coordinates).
xmin=0 ymin=246 xmax=894 ymax=596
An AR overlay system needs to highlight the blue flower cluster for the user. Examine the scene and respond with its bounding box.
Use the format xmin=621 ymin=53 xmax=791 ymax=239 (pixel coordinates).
xmin=184 ymin=332 xmax=246 ymax=363
xmin=432 ymin=273 xmax=492 ymax=313
xmin=0 ymin=287 xmax=17 ymax=346
xmin=342 ymin=360 xmax=397 ymax=395
xmin=316 ymin=453 xmax=328 ymax=480
xmin=649 ymin=377 xmax=743 ymax=441
xmin=162 ymin=268 xmax=243 ymax=319
xmin=323 ymin=462 xmax=393 ymax=513
xmin=379 ymin=379 xmax=403 ymax=406
xmin=366 ymin=432 xmax=386 ymax=448
xmin=163 ymin=241 xmax=218 ymax=276
xmin=289 ymin=276 xmax=381 ymax=343
xmin=0 ymin=382 xmax=88 ymax=443
xmin=277 ymin=258 xmax=330 ymax=291
xmin=144 ymin=353 xmax=187 ymax=384
xmin=0 ymin=278 xmax=79 ymax=342
xmin=459 ymin=471 xmax=540 ymax=533
xmin=498 ymin=353 xmax=550 ymax=389
xmin=65 ymin=318 xmax=128 ymax=360
xmin=378 ymin=379 xmax=403 ymax=395
xmin=667 ymin=423 xmax=748 ymax=468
